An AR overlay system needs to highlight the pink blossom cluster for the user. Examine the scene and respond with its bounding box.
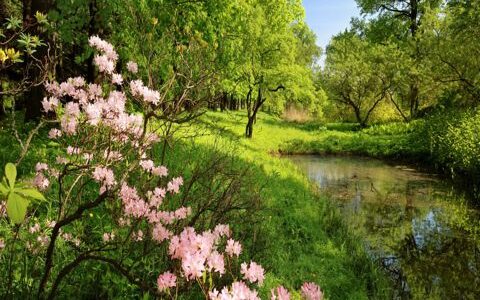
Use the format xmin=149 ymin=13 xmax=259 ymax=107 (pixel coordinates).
xmin=126 ymin=61 xmax=138 ymax=74
xmin=209 ymin=281 xmax=260 ymax=300
xmin=271 ymin=286 xmax=291 ymax=300
xmin=139 ymin=160 xmax=168 ymax=177
xmin=156 ymin=271 xmax=176 ymax=291
xmin=92 ymin=167 xmax=116 ymax=191
xmin=301 ymin=282 xmax=324 ymax=300
xmin=89 ymin=35 xmax=118 ymax=75
xmin=118 ymin=180 xmax=190 ymax=243
xmin=130 ymin=79 xmax=161 ymax=105
xmin=33 ymin=162 xmax=50 ymax=191
xmin=241 ymin=261 xmax=265 ymax=285
xmin=168 ymin=226 xmax=232 ymax=280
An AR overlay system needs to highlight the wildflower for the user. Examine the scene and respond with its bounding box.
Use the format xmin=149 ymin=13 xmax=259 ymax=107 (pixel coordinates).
xmin=34 ymin=173 xmax=50 ymax=190
xmin=112 ymin=73 xmax=123 ymax=85
xmin=94 ymin=54 xmax=115 ymax=74
xmin=167 ymin=177 xmax=183 ymax=194
xmin=41 ymin=97 xmax=59 ymax=112
xmin=152 ymin=223 xmax=171 ymax=243
xmin=92 ymin=167 xmax=116 ymax=188
xmin=301 ymin=282 xmax=323 ymax=300
xmin=152 ymin=166 xmax=168 ymax=177
xmin=157 ymin=271 xmax=176 ymax=291
xmin=225 ymin=239 xmax=242 ymax=257
xmin=46 ymin=220 xmax=56 ymax=228
xmin=207 ymin=251 xmax=225 ymax=274
xmin=241 ymin=261 xmax=265 ymax=285
xmin=0 ymin=238 xmax=5 ymax=250
xmin=48 ymin=128 xmax=62 ymax=139
xmin=271 ymin=286 xmax=290 ymax=300
xmin=126 ymin=61 xmax=138 ymax=73
xmin=66 ymin=146 xmax=81 ymax=155
xmin=35 ymin=163 xmax=48 ymax=172
xmin=102 ymin=232 xmax=115 ymax=242
xmin=29 ymin=223 xmax=41 ymax=234
xmin=139 ymin=159 xmax=155 ymax=171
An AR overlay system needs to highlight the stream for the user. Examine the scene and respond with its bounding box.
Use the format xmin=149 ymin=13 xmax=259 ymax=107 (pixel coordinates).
xmin=289 ymin=155 xmax=480 ymax=299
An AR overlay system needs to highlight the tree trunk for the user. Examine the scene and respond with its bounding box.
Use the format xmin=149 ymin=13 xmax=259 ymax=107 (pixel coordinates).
xmin=245 ymin=87 xmax=263 ymax=138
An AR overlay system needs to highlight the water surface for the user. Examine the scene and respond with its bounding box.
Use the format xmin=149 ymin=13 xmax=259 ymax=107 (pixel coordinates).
xmin=289 ymin=155 xmax=480 ymax=299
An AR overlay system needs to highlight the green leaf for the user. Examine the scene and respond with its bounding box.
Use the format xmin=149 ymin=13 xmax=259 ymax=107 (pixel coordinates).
xmin=6 ymin=192 xmax=29 ymax=224
xmin=15 ymin=188 xmax=46 ymax=201
xmin=0 ymin=182 xmax=8 ymax=195
xmin=5 ymin=163 xmax=16 ymax=189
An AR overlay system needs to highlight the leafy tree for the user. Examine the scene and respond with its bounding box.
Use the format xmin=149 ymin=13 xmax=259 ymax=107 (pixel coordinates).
xmin=324 ymin=33 xmax=396 ymax=127
xmin=355 ymin=0 xmax=443 ymax=118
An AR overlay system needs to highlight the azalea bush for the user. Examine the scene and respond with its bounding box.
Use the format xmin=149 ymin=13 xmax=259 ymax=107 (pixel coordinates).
xmin=0 ymin=36 xmax=323 ymax=299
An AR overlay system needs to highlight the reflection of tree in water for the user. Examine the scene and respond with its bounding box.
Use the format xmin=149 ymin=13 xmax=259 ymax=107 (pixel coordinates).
xmin=396 ymin=229 xmax=480 ymax=299
xmin=290 ymin=156 xmax=480 ymax=299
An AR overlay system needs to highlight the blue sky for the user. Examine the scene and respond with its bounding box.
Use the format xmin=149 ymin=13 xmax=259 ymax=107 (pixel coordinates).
xmin=302 ymin=0 xmax=360 ymax=52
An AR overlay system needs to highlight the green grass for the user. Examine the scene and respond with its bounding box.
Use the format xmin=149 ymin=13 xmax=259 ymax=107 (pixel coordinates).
xmin=179 ymin=111 xmax=393 ymax=299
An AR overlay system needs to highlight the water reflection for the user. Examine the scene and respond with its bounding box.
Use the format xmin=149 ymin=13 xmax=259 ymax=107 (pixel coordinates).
xmin=289 ymin=155 xmax=480 ymax=299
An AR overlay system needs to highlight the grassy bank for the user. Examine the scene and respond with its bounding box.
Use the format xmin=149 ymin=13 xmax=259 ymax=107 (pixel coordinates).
xmin=0 ymin=112 xmax=392 ymax=299
xmin=184 ymin=111 xmax=393 ymax=298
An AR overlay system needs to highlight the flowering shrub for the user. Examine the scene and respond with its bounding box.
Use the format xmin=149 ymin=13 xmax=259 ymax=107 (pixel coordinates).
xmin=0 ymin=36 xmax=324 ymax=299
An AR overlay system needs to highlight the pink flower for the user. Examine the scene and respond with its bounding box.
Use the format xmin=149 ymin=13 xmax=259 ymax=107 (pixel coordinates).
xmin=157 ymin=271 xmax=176 ymax=292
xmin=41 ymin=97 xmax=59 ymax=112
xmin=271 ymin=286 xmax=290 ymax=300
xmin=29 ymin=223 xmax=40 ymax=234
xmin=37 ymin=234 xmax=50 ymax=247
xmin=209 ymin=281 xmax=260 ymax=300
xmin=225 ymin=239 xmax=242 ymax=257
xmin=56 ymin=156 xmax=69 ymax=164
xmin=88 ymin=83 xmax=103 ymax=98
xmin=34 ymin=173 xmax=50 ymax=190
xmin=152 ymin=166 xmax=168 ymax=177
xmin=207 ymin=251 xmax=225 ymax=274
xmin=132 ymin=230 xmax=144 ymax=241
xmin=149 ymin=187 xmax=166 ymax=207
xmin=214 ymin=224 xmax=231 ymax=238
xmin=46 ymin=220 xmax=56 ymax=228
xmin=139 ymin=160 xmax=155 ymax=171
xmin=0 ymin=238 xmax=5 ymax=250
xmin=129 ymin=80 xmax=144 ymax=97
xmin=65 ymin=102 xmax=80 ymax=117
xmin=66 ymin=146 xmax=80 ymax=155
xmin=126 ymin=61 xmax=138 ymax=73
xmin=112 ymin=73 xmax=123 ymax=85
xmin=92 ymin=167 xmax=116 ymax=188
xmin=167 ymin=177 xmax=183 ymax=194
xmin=60 ymin=82 xmax=76 ymax=96
xmin=102 ymin=232 xmax=115 ymax=242
xmin=152 ymin=223 xmax=171 ymax=243
xmin=45 ymin=81 xmax=61 ymax=96
xmin=174 ymin=206 xmax=191 ymax=220
xmin=48 ymin=128 xmax=62 ymax=139
xmin=35 ymin=163 xmax=48 ymax=172
xmin=181 ymin=251 xmax=205 ymax=279
xmin=94 ymin=54 xmax=115 ymax=74
xmin=85 ymin=103 xmax=103 ymax=125
xmin=60 ymin=116 xmax=78 ymax=135
xmin=301 ymin=282 xmax=323 ymax=300
xmin=70 ymin=76 xmax=86 ymax=87
xmin=241 ymin=261 xmax=265 ymax=285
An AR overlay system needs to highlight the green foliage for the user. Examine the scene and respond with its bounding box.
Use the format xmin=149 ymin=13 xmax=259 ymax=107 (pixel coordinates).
xmin=0 ymin=163 xmax=45 ymax=224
